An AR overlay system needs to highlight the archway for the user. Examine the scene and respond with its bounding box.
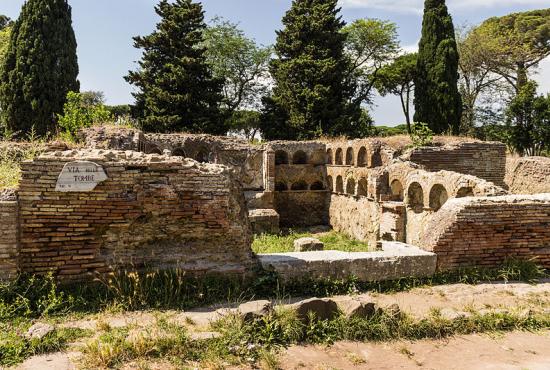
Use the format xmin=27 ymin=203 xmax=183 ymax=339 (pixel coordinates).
xmin=456 ymin=187 xmax=474 ymax=198
xmin=335 ymin=148 xmax=343 ymax=165
xmin=346 ymin=177 xmax=356 ymax=195
xmin=357 ymin=178 xmax=368 ymax=197
xmin=275 ymin=182 xmax=288 ymax=192
xmin=357 ymin=147 xmax=367 ymax=167
xmin=326 ymin=149 xmax=333 ymax=165
xmin=429 ymin=184 xmax=449 ymax=211
xmin=390 ymin=180 xmax=404 ymax=201
xmin=407 ymin=182 xmax=424 ymax=211
xmin=345 ymin=147 xmax=354 ymax=166
xmin=292 ymin=150 xmax=307 ymax=165
xmin=291 ymin=180 xmax=308 ymax=191
xmin=275 ymin=150 xmax=289 ymax=165
xmin=336 ymin=176 xmax=344 ymax=193
xmin=310 ymin=181 xmax=325 ymax=190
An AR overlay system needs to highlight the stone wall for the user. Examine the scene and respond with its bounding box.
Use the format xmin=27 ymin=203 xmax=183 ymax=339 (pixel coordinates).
xmin=419 ymin=194 xmax=550 ymax=270
xmin=17 ymin=150 xmax=257 ymax=281
xmin=404 ymin=142 xmax=507 ymax=187
xmin=275 ymin=192 xmax=329 ymax=227
xmin=0 ymin=201 xmax=18 ymax=280
xmin=328 ymin=194 xmax=380 ymax=244
xmin=505 ymin=156 xmax=550 ymax=194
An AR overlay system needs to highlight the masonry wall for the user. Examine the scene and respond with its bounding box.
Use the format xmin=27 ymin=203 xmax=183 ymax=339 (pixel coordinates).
xmin=505 ymin=156 xmax=550 ymax=195
xmin=17 ymin=150 xmax=257 ymax=281
xmin=328 ymin=194 xmax=380 ymax=244
xmin=275 ymin=191 xmax=329 ymax=227
xmin=0 ymin=201 xmax=18 ymax=280
xmin=419 ymin=194 xmax=550 ymax=270
xmin=405 ymin=143 xmax=507 ymax=187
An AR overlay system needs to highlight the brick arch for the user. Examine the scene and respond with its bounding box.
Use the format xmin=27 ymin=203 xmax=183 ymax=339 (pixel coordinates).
xmin=310 ymin=181 xmax=325 ymax=190
xmin=357 ymin=178 xmax=368 ymax=197
xmin=357 ymin=147 xmax=368 ymax=167
xmin=345 ymin=147 xmax=354 ymax=166
xmin=275 ymin=182 xmax=288 ymax=191
xmin=335 ymin=148 xmax=343 ymax=165
xmin=407 ymin=182 xmax=424 ymax=212
xmin=390 ymin=179 xmax=404 ymax=201
xmin=172 ymin=147 xmax=186 ymax=157
xmin=346 ymin=177 xmax=356 ymax=195
xmin=326 ymin=149 xmax=333 ymax=165
xmin=429 ymin=184 xmax=449 ymax=211
xmin=275 ymin=150 xmax=289 ymax=165
xmin=292 ymin=150 xmax=307 ymax=165
xmin=336 ymin=176 xmax=344 ymax=193
xmin=326 ymin=176 xmax=334 ymax=192
xmin=291 ymin=180 xmax=308 ymax=191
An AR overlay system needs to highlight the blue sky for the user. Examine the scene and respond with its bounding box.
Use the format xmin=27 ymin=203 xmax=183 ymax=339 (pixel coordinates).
xmin=2 ymin=0 xmax=549 ymax=126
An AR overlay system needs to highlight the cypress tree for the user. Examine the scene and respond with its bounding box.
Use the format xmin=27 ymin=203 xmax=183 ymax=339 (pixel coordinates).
xmin=0 ymin=0 xmax=79 ymax=137
xmin=264 ymin=0 xmax=358 ymax=140
xmin=125 ymin=0 xmax=224 ymax=134
xmin=414 ymin=0 xmax=462 ymax=134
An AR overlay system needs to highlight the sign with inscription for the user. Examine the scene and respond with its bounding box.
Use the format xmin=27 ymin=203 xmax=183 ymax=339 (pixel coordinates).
xmin=55 ymin=161 xmax=108 ymax=192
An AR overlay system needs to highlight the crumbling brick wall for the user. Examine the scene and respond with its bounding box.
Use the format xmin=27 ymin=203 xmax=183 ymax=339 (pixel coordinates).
xmin=405 ymin=142 xmax=507 ymax=187
xmin=505 ymin=156 xmax=550 ymax=194
xmin=0 ymin=201 xmax=18 ymax=280
xmin=419 ymin=194 xmax=550 ymax=270
xmin=17 ymin=150 xmax=257 ymax=281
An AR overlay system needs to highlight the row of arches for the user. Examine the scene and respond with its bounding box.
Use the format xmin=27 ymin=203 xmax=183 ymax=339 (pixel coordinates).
xmin=326 ymin=146 xmax=382 ymax=168
xmin=275 ymin=180 xmax=326 ymax=191
xmin=275 ymin=150 xmax=308 ymax=165
xmin=389 ymin=179 xmax=475 ymax=212
xmin=327 ymin=176 xmax=369 ymax=197
xmin=145 ymin=146 xmax=212 ymax=163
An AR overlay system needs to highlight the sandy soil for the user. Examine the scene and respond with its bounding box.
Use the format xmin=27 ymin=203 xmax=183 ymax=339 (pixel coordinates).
xmin=281 ymin=331 xmax=550 ymax=370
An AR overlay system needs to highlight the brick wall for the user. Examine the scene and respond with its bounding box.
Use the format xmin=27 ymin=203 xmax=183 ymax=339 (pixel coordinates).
xmin=0 ymin=201 xmax=18 ymax=280
xmin=406 ymin=143 xmax=507 ymax=187
xmin=17 ymin=150 xmax=257 ymax=281
xmin=419 ymin=194 xmax=550 ymax=270
xmin=505 ymin=156 xmax=550 ymax=194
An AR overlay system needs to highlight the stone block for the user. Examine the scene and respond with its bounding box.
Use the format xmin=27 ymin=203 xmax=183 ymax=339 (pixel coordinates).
xmin=294 ymin=237 xmax=324 ymax=252
xmin=248 ymin=209 xmax=279 ymax=235
xmin=292 ymin=298 xmax=339 ymax=322
xmin=237 ymin=300 xmax=273 ymax=322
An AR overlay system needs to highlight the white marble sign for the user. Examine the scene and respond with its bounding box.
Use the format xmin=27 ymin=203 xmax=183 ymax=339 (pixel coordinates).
xmin=55 ymin=161 xmax=108 ymax=192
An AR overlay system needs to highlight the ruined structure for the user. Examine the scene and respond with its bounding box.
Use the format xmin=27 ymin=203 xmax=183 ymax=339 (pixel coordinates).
xmin=1 ymin=126 xmax=549 ymax=281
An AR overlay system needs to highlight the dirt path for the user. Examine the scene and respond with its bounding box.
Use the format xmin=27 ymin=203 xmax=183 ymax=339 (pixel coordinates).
xmin=281 ymin=331 xmax=550 ymax=370
xmin=14 ymin=281 xmax=550 ymax=370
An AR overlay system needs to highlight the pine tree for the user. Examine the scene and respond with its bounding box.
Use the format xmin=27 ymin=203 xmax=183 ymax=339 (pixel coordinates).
xmin=125 ymin=0 xmax=224 ymax=134
xmin=264 ymin=0 xmax=359 ymax=140
xmin=0 ymin=0 xmax=79 ymax=137
xmin=414 ymin=0 xmax=462 ymax=134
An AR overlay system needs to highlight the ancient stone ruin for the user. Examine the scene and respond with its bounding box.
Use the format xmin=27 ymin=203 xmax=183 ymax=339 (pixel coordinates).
xmin=1 ymin=126 xmax=549 ymax=282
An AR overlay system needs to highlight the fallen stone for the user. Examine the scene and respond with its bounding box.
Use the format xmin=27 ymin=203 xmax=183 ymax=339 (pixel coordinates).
xmin=385 ymin=304 xmax=402 ymax=320
xmin=292 ymin=298 xmax=339 ymax=321
xmin=338 ymin=299 xmax=377 ymax=319
xmin=237 ymin=300 xmax=273 ymax=322
xmin=294 ymin=237 xmax=324 ymax=252
xmin=26 ymin=323 xmax=55 ymax=340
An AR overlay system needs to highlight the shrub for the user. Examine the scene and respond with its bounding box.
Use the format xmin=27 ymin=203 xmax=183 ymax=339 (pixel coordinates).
xmin=57 ymin=91 xmax=111 ymax=140
xmin=410 ymin=122 xmax=434 ymax=147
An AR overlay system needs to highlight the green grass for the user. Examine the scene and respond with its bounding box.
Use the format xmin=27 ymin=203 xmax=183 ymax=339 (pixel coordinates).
xmin=77 ymin=307 xmax=550 ymax=369
xmin=0 ymin=322 xmax=91 ymax=367
xmin=252 ymin=229 xmax=371 ymax=254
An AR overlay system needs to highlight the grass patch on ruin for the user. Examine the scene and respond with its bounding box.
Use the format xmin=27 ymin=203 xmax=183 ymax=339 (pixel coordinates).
xmin=252 ymin=229 xmax=371 ymax=254
xmin=0 ymin=321 xmax=91 ymax=367
xmin=0 ymin=138 xmax=44 ymax=190
xmin=76 ymin=307 xmax=550 ymax=369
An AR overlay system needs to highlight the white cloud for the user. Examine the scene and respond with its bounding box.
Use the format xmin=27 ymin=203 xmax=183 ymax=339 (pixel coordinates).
xmin=339 ymin=0 xmax=549 ymax=14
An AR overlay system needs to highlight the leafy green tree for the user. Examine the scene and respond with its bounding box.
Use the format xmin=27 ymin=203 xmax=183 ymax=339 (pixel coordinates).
xmin=203 ymin=18 xmax=271 ymax=114
xmin=0 ymin=0 xmax=79 ymax=137
xmin=343 ymin=18 xmax=401 ymax=107
xmin=125 ymin=0 xmax=224 ymax=134
xmin=456 ymin=25 xmax=503 ymax=136
xmin=226 ymin=110 xmax=262 ymax=141
xmin=264 ymin=0 xmax=360 ymax=140
xmin=414 ymin=0 xmax=462 ymax=134
xmin=471 ymin=9 xmax=550 ymax=94
xmin=506 ymin=81 xmax=550 ymax=156
xmin=0 ymin=15 xmax=11 ymax=30
xmin=57 ymin=91 xmax=111 ymax=140
xmin=375 ymin=53 xmax=417 ymax=133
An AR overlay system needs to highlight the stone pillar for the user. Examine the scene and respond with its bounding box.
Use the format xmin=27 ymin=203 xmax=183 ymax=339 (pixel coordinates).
xmin=379 ymin=202 xmax=406 ymax=243
xmin=263 ymin=150 xmax=275 ymax=193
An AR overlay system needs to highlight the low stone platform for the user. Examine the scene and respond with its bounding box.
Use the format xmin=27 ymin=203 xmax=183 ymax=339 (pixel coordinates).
xmin=259 ymin=242 xmax=437 ymax=283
